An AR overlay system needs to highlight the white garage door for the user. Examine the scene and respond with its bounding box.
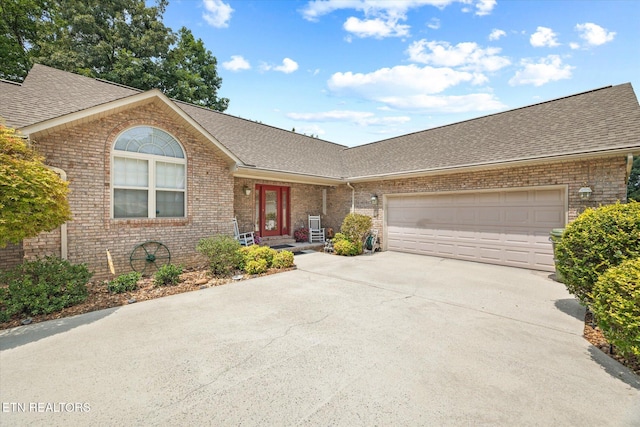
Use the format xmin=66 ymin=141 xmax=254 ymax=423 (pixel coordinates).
xmin=386 ymin=187 xmax=566 ymax=271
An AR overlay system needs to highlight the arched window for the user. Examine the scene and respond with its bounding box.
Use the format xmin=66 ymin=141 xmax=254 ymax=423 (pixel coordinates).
xmin=112 ymin=127 xmax=186 ymax=218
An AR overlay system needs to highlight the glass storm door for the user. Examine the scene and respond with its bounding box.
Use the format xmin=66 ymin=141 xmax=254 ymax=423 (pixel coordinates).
xmin=259 ymin=185 xmax=289 ymax=237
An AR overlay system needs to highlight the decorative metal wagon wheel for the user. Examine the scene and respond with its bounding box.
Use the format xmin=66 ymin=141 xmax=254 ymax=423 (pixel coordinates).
xmin=129 ymin=241 xmax=171 ymax=275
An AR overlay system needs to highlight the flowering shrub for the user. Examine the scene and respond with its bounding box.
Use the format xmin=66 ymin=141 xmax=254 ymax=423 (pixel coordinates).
xmin=294 ymin=227 xmax=309 ymax=242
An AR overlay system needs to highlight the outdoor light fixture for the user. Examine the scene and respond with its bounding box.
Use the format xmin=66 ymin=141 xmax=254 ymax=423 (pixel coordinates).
xmin=243 ymin=185 xmax=251 ymax=196
xmin=578 ymin=186 xmax=592 ymax=199
xmin=371 ymin=195 xmax=378 ymax=205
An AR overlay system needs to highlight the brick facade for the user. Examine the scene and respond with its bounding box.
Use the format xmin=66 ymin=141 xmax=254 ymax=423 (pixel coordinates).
xmin=329 ymin=156 xmax=628 ymax=243
xmin=0 ymin=96 xmax=629 ymax=278
xmin=0 ymin=102 xmax=234 ymax=279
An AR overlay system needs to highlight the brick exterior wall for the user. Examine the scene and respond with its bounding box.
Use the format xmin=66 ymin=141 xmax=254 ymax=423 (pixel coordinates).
xmin=233 ymin=178 xmax=337 ymax=237
xmin=0 ymin=104 xmax=629 ymax=277
xmin=0 ymin=243 xmax=24 ymax=271
xmin=3 ymin=102 xmax=234 ymax=279
xmin=330 ymin=156 xmax=629 ymax=244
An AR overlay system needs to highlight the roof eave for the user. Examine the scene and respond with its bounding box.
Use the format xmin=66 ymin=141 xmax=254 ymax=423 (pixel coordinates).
xmin=233 ymin=165 xmax=343 ymax=186
xmin=346 ymin=147 xmax=640 ymax=183
xmin=19 ymin=89 xmax=242 ymax=166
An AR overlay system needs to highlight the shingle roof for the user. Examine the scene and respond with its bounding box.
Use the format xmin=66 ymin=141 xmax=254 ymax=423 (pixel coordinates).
xmin=344 ymin=84 xmax=640 ymax=178
xmin=1 ymin=65 xmax=639 ymax=182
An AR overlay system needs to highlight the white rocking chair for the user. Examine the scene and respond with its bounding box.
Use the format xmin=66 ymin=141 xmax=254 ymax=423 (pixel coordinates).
xmin=308 ymin=215 xmax=325 ymax=243
xmin=233 ymin=217 xmax=255 ymax=246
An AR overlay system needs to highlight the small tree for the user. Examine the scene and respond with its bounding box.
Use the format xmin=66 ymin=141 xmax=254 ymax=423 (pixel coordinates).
xmin=0 ymin=124 xmax=71 ymax=247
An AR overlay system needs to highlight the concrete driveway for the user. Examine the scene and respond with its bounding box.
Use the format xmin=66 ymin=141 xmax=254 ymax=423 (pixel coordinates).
xmin=1 ymin=252 xmax=639 ymax=426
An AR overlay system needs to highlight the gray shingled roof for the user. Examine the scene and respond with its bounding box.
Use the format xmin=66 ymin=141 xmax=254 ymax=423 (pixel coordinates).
xmin=344 ymin=83 xmax=640 ymax=178
xmin=1 ymin=65 xmax=639 ymax=182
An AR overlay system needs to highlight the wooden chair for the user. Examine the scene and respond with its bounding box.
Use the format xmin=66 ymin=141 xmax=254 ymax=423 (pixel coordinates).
xmin=308 ymin=215 xmax=325 ymax=243
xmin=233 ymin=217 xmax=255 ymax=246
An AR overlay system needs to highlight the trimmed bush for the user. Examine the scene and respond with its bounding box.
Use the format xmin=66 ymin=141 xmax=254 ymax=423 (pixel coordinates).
xmin=240 ymin=245 xmax=277 ymax=270
xmin=555 ymin=202 xmax=640 ymax=305
xmin=591 ymin=258 xmax=640 ymax=358
xmin=333 ymin=239 xmax=360 ymax=256
xmin=107 ymin=272 xmax=141 ymax=294
xmin=196 ymin=235 xmax=243 ymax=276
xmin=0 ymin=256 xmax=93 ymax=321
xmin=245 ymin=259 xmax=268 ymax=275
xmin=340 ymin=213 xmax=372 ymax=246
xmin=153 ymin=264 xmax=183 ymax=287
xmin=272 ymin=251 xmax=294 ymax=269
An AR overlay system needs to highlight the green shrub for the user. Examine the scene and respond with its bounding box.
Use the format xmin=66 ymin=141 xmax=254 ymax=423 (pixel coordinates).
xmin=272 ymin=251 xmax=294 ymax=269
xmin=0 ymin=256 xmax=93 ymax=321
xmin=245 ymin=259 xmax=268 ymax=275
xmin=240 ymin=245 xmax=277 ymax=270
xmin=196 ymin=235 xmax=243 ymax=276
xmin=591 ymin=258 xmax=640 ymax=358
xmin=340 ymin=213 xmax=372 ymax=246
xmin=153 ymin=264 xmax=183 ymax=287
xmin=555 ymin=202 xmax=640 ymax=305
xmin=332 ymin=232 xmax=348 ymax=242
xmin=333 ymin=239 xmax=360 ymax=256
xmin=107 ymin=272 xmax=141 ymax=293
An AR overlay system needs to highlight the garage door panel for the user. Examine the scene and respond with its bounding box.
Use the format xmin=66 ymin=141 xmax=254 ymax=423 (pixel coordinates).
xmin=387 ymin=188 xmax=566 ymax=271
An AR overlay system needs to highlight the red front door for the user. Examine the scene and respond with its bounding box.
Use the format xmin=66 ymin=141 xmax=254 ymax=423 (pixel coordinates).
xmin=258 ymin=185 xmax=290 ymax=237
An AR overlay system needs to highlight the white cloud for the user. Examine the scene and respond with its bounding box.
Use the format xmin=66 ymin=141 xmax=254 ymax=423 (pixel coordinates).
xmin=530 ymin=26 xmax=560 ymax=47
xmin=261 ymin=58 xmax=299 ymax=74
xmin=300 ymin=0 xmax=453 ymax=21
xmin=328 ymin=64 xmax=481 ymax=99
xmin=575 ymin=22 xmax=616 ymax=46
xmin=202 ymin=0 xmax=233 ymax=28
xmin=222 ymin=55 xmax=250 ymax=71
xmin=489 ymin=29 xmax=506 ymax=41
xmin=509 ymin=55 xmax=573 ymax=86
xmin=287 ymin=110 xmax=411 ymax=126
xmin=379 ymin=93 xmax=505 ymax=112
xmin=427 ymin=18 xmax=440 ymax=30
xmin=475 ymin=0 xmax=496 ymax=16
xmin=569 ymin=42 xmax=580 ymax=50
xmin=407 ymin=39 xmax=510 ymax=72
xmin=343 ymin=16 xmax=410 ymax=38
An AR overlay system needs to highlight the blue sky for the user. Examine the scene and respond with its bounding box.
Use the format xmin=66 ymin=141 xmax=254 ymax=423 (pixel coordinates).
xmin=162 ymin=0 xmax=640 ymax=147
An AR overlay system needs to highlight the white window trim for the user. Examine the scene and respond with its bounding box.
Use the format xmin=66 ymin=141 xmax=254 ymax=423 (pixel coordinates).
xmin=111 ymin=127 xmax=187 ymax=219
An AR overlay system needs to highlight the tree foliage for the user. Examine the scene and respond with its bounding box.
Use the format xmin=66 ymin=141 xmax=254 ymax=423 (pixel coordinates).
xmin=0 ymin=0 xmax=228 ymax=110
xmin=627 ymin=156 xmax=640 ymax=201
xmin=0 ymin=124 xmax=71 ymax=247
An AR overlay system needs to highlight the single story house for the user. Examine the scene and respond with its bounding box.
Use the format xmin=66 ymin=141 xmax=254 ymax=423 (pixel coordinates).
xmin=1 ymin=64 xmax=639 ymax=278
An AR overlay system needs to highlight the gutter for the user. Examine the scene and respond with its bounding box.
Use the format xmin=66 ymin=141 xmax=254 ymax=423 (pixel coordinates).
xmin=46 ymin=165 xmax=68 ymax=260
xmin=626 ymin=153 xmax=634 ymax=184
xmin=346 ymin=182 xmax=355 ymax=213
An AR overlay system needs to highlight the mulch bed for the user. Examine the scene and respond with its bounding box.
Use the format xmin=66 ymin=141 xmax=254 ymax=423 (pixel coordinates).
xmin=583 ymin=311 xmax=640 ymax=376
xmin=0 ymin=267 xmax=291 ymax=331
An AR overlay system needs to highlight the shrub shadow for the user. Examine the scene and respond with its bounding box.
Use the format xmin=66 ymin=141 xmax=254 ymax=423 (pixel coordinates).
xmin=554 ymin=298 xmax=585 ymax=321
xmin=588 ymin=346 xmax=640 ymax=390
xmin=0 ymin=307 xmax=119 ymax=351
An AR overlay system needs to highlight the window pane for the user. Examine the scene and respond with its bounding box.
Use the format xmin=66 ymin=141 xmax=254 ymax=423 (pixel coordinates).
xmin=114 ymin=127 xmax=184 ymax=158
xmin=114 ymin=189 xmax=148 ymax=218
xmin=156 ymin=191 xmax=185 ymax=217
xmin=156 ymin=162 xmax=185 ymax=189
xmin=114 ymin=157 xmax=148 ymax=187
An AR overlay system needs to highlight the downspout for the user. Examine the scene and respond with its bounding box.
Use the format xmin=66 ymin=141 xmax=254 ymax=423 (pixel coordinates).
xmin=626 ymin=153 xmax=634 ymax=184
xmin=46 ymin=165 xmax=68 ymax=260
xmin=346 ymin=182 xmax=355 ymax=213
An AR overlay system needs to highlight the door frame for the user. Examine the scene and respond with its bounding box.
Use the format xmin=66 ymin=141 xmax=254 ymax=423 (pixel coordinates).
xmin=256 ymin=184 xmax=290 ymax=237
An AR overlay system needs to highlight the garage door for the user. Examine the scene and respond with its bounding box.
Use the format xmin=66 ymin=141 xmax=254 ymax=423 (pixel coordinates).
xmin=386 ymin=188 xmax=566 ymax=271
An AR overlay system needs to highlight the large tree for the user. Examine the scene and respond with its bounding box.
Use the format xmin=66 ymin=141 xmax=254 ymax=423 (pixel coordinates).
xmin=0 ymin=123 xmax=72 ymax=247
xmin=0 ymin=0 xmax=228 ymax=111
